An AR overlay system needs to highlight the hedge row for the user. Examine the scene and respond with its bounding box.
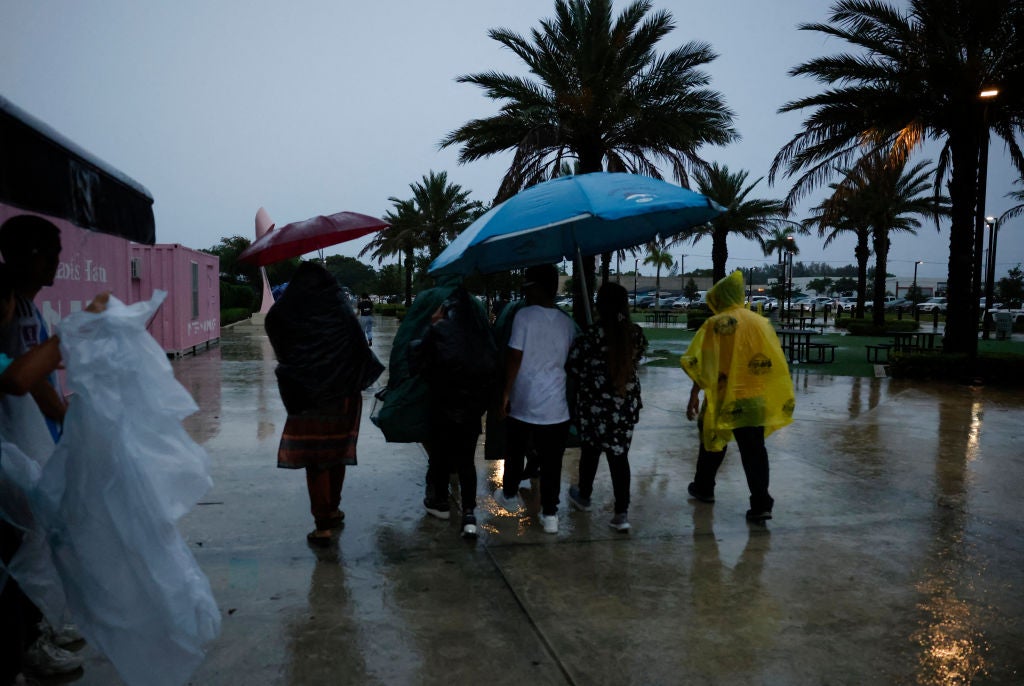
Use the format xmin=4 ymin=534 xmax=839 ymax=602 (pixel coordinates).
xmin=889 ymin=352 xmax=1024 ymax=387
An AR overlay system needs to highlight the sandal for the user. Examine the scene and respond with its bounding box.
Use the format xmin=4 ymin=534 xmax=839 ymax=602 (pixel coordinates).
xmin=306 ymin=529 xmax=333 ymax=546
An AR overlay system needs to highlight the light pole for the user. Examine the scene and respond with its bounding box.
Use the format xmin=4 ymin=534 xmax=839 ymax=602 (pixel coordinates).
xmin=680 ymin=253 xmax=686 ymax=292
xmin=785 ymin=235 xmax=795 ymax=321
xmin=972 ymin=87 xmax=999 ymax=350
xmin=983 ymin=216 xmax=999 ymax=339
xmin=912 ymin=260 xmax=922 ymax=320
xmin=633 ymin=258 xmax=639 ymax=312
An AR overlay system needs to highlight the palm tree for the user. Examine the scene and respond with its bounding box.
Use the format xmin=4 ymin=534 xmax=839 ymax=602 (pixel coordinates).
xmin=761 ymin=228 xmax=805 ymax=318
xmin=805 ymin=182 xmax=873 ymax=319
xmin=361 ymin=172 xmax=483 ymax=305
xmin=408 ymin=171 xmax=483 ymax=262
xmin=834 ymin=154 xmax=948 ymax=326
xmin=361 ymin=199 xmax=421 ymax=306
xmin=685 ymin=163 xmax=791 ymax=282
xmin=643 ymin=239 xmax=674 ymax=306
xmin=441 ymin=0 xmax=737 ymax=326
xmin=769 ymin=0 xmax=1024 ymax=355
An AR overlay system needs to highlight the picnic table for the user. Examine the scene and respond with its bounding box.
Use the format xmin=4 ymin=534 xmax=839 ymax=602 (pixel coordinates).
xmin=891 ymin=331 xmax=943 ymax=353
xmin=643 ymin=311 xmax=679 ymax=325
xmin=776 ymin=328 xmax=817 ymax=363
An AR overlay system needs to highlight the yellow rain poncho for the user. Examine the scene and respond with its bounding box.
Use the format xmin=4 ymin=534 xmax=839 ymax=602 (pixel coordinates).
xmin=681 ymin=271 xmax=795 ymax=451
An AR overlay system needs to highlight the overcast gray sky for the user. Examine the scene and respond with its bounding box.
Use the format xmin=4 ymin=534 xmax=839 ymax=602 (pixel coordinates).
xmin=3 ymin=0 xmax=1020 ymax=282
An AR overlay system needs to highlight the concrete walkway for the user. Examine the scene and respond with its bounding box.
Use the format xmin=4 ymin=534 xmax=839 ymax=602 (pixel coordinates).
xmin=73 ymin=315 xmax=1024 ymax=685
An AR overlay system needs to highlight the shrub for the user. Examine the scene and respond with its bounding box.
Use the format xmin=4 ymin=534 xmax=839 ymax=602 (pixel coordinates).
xmin=687 ymin=314 xmax=708 ymax=330
xmin=376 ymin=304 xmax=408 ymax=318
xmin=220 ymin=280 xmax=256 ymax=310
xmin=221 ymin=307 xmax=252 ymax=326
xmin=889 ymin=352 xmax=1024 ymax=387
xmin=839 ymin=318 xmax=920 ymax=336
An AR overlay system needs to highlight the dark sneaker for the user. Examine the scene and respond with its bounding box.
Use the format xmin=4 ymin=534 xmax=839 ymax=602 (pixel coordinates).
xmin=687 ymin=482 xmax=715 ymax=503
xmin=24 ymin=636 xmax=82 ymax=676
xmin=745 ymin=509 xmax=773 ymax=523
xmin=567 ymin=485 xmax=591 ymax=511
xmin=423 ymin=497 xmax=451 ymax=520
xmin=461 ymin=512 xmax=478 ymax=538
xmin=608 ymin=512 xmax=631 ymax=532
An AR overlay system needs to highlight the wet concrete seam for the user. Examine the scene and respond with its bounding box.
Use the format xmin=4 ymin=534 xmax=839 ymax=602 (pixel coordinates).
xmin=481 ymin=543 xmax=579 ymax=686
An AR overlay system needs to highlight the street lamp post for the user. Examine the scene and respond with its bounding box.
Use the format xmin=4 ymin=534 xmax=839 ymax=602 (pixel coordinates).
xmin=972 ymin=87 xmax=999 ymax=351
xmin=785 ymin=235 xmax=795 ymax=322
xmin=680 ymin=253 xmax=686 ymax=292
xmin=912 ymin=260 xmax=922 ymax=321
xmin=633 ymin=258 xmax=639 ymax=312
xmin=983 ymin=216 xmax=999 ymax=339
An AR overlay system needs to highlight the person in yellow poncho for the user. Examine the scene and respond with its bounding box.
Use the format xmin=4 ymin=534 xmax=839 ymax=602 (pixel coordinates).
xmin=680 ymin=270 xmax=795 ymax=522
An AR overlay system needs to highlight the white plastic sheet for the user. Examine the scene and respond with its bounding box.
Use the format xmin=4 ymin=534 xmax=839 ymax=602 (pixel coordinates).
xmin=0 ymin=291 xmax=221 ymax=686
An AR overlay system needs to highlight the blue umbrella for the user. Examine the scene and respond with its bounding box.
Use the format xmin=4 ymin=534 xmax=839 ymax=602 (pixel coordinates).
xmin=428 ymin=172 xmax=725 ymax=278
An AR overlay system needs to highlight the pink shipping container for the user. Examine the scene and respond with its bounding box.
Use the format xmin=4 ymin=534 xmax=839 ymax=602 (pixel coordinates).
xmin=130 ymin=244 xmax=221 ymax=357
xmin=2 ymin=95 xmax=220 ymax=357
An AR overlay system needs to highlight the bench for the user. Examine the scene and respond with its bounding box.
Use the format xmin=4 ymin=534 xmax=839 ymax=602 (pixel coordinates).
xmin=805 ymin=342 xmax=837 ymax=363
xmin=865 ymin=343 xmax=892 ymax=364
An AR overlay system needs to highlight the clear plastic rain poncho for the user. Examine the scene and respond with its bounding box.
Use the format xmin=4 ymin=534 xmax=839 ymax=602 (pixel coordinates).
xmin=680 ymin=271 xmax=795 ymax=451
xmin=0 ymin=292 xmax=220 ymax=686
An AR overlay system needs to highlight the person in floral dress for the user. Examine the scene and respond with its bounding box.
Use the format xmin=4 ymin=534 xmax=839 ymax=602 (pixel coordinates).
xmin=565 ymin=282 xmax=648 ymax=531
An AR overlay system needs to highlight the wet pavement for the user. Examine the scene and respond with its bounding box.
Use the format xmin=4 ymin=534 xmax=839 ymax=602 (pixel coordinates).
xmin=72 ymin=315 xmax=1024 ymax=685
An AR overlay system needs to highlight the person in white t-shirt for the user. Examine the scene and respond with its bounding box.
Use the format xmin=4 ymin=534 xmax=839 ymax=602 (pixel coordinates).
xmin=494 ymin=264 xmax=578 ymax=534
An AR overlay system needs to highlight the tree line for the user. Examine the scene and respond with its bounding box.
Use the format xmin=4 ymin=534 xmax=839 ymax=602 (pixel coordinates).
xmin=208 ymin=0 xmax=1024 ymax=356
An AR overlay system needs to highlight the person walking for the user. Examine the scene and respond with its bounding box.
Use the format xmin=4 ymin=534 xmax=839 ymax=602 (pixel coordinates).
xmin=680 ymin=270 xmax=795 ymax=522
xmin=356 ymin=293 xmax=374 ymax=346
xmin=493 ymin=264 xmax=577 ymax=534
xmin=265 ymin=263 xmax=383 ymax=545
xmin=565 ymin=282 xmax=648 ymax=532
xmin=410 ymin=285 xmax=497 ymax=537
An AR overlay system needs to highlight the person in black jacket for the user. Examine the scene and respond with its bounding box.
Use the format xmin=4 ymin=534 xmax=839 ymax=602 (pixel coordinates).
xmin=265 ymin=262 xmax=383 ymax=546
xmin=410 ymin=286 xmax=497 ymax=537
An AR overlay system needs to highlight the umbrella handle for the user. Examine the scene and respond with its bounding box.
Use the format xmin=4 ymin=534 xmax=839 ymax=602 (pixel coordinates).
xmin=575 ymin=246 xmax=593 ymax=326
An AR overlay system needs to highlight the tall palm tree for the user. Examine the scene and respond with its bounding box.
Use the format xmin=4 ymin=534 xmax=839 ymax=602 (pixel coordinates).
xmin=769 ymin=0 xmax=1024 ymax=355
xmin=441 ymin=0 xmax=737 ymax=326
xmin=408 ymin=171 xmax=483 ymax=262
xmin=361 ymin=173 xmax=483 ymax=305
xmin=686 ymin=163 xmax=791 ymax=282
xmin=837 ymin=154 xmax=948 ymax=326
xmin=643 ymin=239 xmax=674 ymax=306
xmin=761 ymin=227 xmax=805 ymax=317
xmin=805 ymin=182 xmax=873 ymax=318
xmin=361 ymin=198 xmax=421 ymax=306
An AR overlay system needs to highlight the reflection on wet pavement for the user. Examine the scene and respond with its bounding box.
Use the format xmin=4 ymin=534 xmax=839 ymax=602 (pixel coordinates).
xmin=70 ymin=315 xmax=1024 ymax=685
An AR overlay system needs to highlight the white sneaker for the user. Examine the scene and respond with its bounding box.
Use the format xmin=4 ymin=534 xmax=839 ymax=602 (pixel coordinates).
xmin=24 ymin=635 xmax=82 ymax=676
xmin=539 ymin=513 xmax=559 ymax=534
xmin=493 ymin=487 xmax=523 ymax=514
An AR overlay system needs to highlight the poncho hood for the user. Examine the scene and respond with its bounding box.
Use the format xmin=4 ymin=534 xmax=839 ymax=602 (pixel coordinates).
xmin=707 ymin=270 xmax=745 ymax=314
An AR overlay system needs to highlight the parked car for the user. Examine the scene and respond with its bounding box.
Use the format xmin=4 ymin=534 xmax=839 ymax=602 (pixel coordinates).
xmin=916 ymin=297 xmax=948 ymax=313
xmin=748 ymin=295 xmax=775 ymax=312
xmin=980 ymin=297 xmax=1004 ymax=310
xmin=833 ymin=296 xmax=860 ymax=312
xmin=670 ymin=297 xmax=691 ymax=310
xmin=793 ymin=296 xmax=832 ymax=311
xmin=633 ymin=295 xmax=655 ymax=308
xmin=645 ymin=295 xmax=676 ymax=308
xmin=884 ymin=298 xmax=913 ymax=311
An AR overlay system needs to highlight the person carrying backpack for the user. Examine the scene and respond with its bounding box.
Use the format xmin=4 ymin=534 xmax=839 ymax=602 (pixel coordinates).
xmin=410 ymin=285 xmax=498 ymax=537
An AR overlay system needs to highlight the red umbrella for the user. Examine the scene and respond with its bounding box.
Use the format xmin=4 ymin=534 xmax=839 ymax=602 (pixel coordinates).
xmin=238 ymin=211 xmax=389 ymax=266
